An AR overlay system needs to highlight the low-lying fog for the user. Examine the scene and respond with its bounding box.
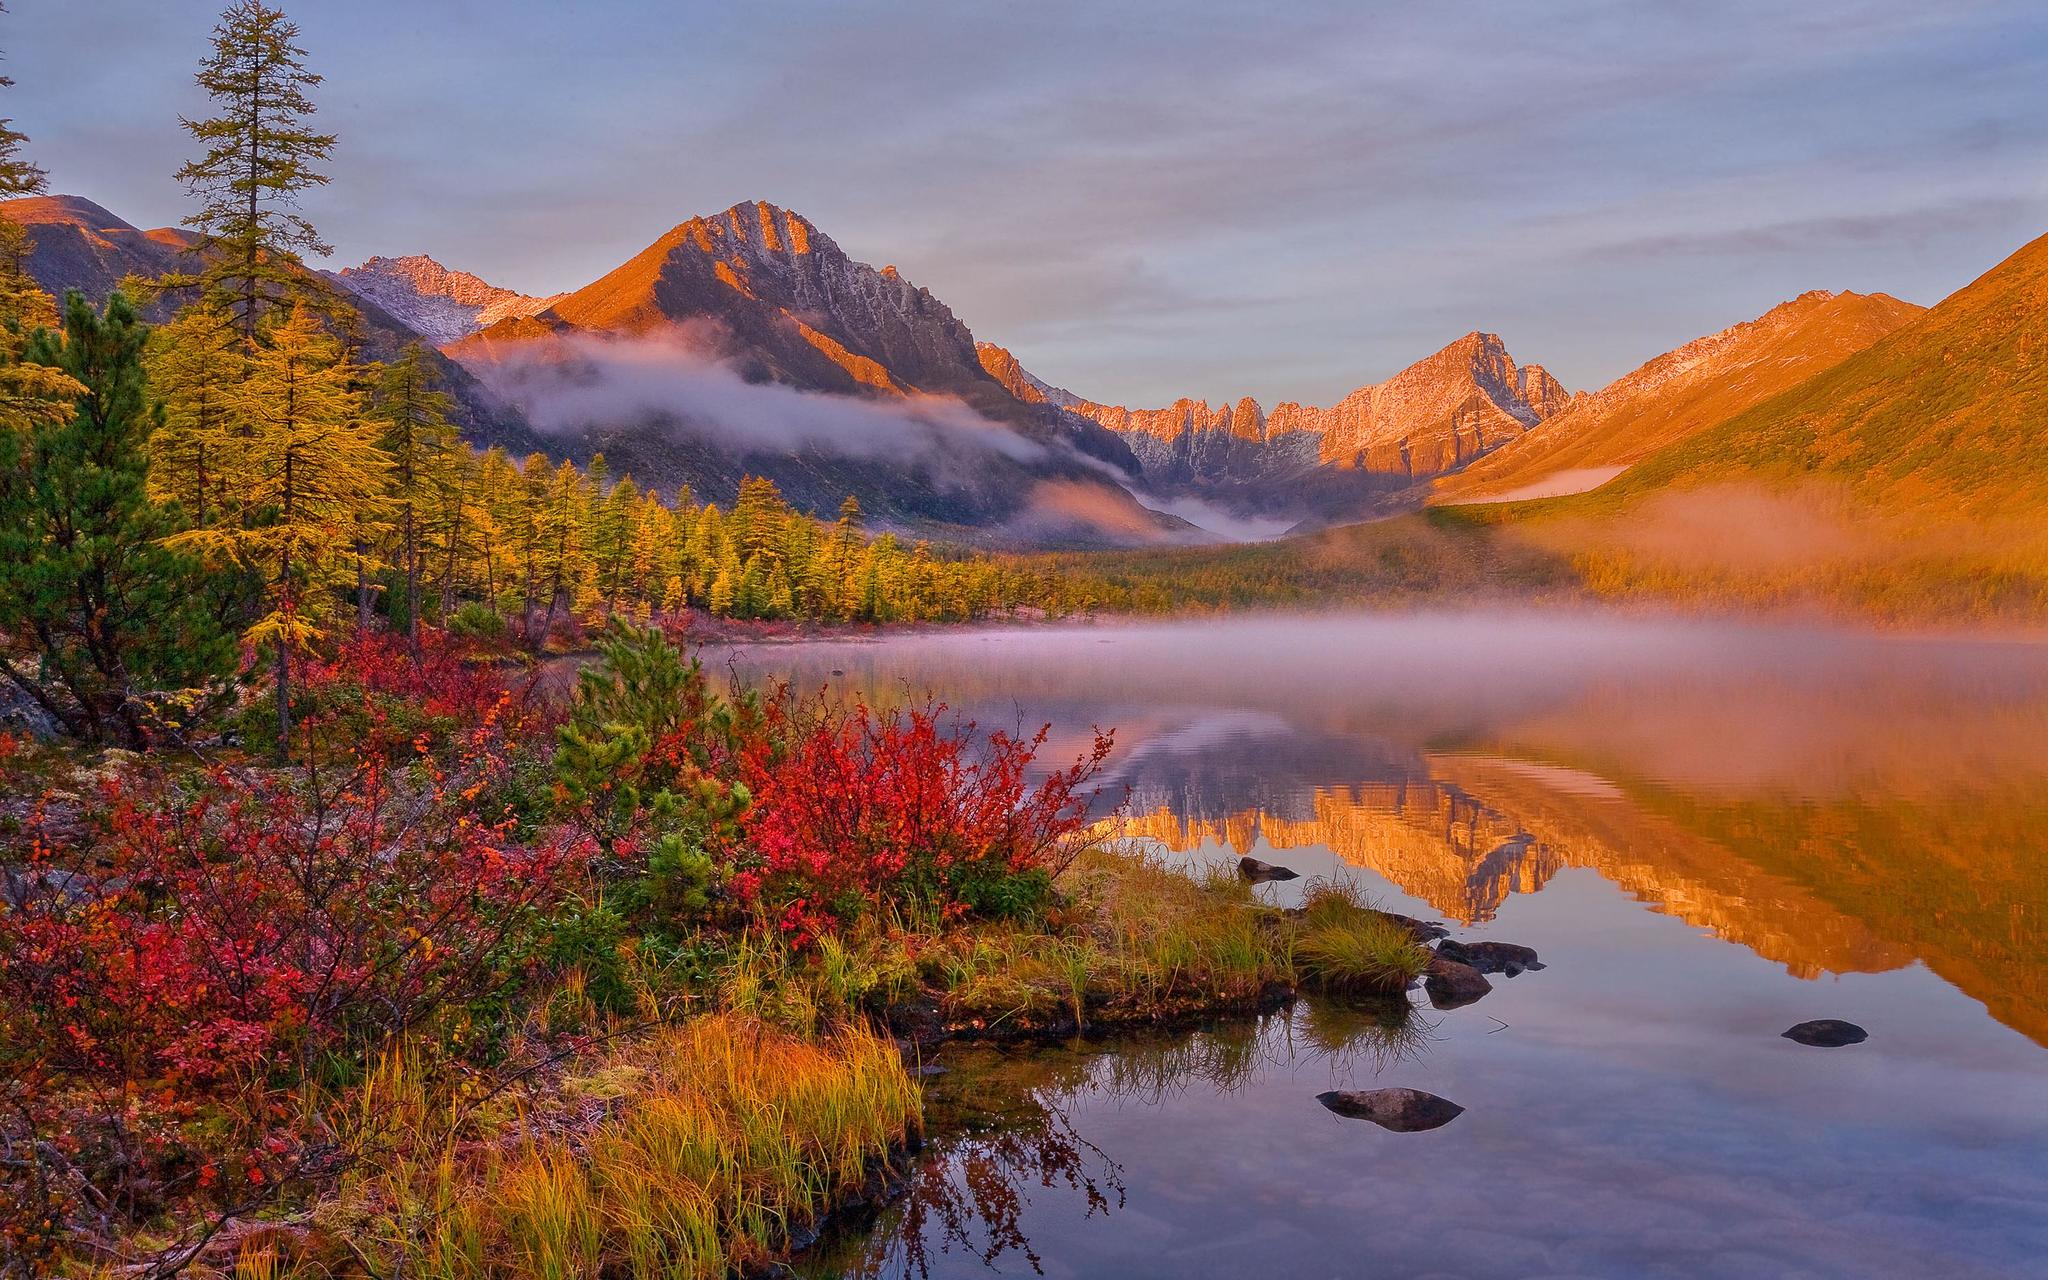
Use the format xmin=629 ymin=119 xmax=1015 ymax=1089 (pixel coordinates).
xmin=715 ymin=609 xmax=2048 ymax=798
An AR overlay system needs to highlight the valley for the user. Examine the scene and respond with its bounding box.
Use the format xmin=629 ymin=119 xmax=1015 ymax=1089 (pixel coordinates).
xmin=4 ymin=4 xmax=2047 ymax=1278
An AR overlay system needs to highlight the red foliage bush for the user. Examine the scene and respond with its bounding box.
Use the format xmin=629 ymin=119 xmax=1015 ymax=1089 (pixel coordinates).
xmin=292 ymin=627 xmax=544 ymax=757
xmin=0 ymin=670 xmax=588 ymax=1248
xmin=7 ymin=764 xmax=581 ymax=1090
xmin=737 ymin=701 xmax=1112 ymax=937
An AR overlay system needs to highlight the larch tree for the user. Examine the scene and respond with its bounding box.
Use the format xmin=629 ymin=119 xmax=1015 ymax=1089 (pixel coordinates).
xmin=509 ymin=453 xmax=552 ymax=642
xmin=0 ymin=292 xmax=235 ymax=746
xmin=171 ymin=302 xmax=389 ymax=752
xmin=538 ymin=459 xmax=590 ymax=643
xmin=0 ymin=14 xmax=69 ymax=423
xmin=173 ymin=1 xmax=336 ymax=342
xmin=142 ymin=302 xmax=243 ymax=526
xmin=369 ymin=344 xmax=457 ymax=658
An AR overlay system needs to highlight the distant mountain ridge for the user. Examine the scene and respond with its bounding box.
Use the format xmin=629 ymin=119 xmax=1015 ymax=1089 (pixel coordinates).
xmin=328 ymin=254 xmax=559 ymax=345
xmin=15 ymin=189 xmax=1990 ymax=550
xmin=979 ymin=331 xmax=1578 ymax=525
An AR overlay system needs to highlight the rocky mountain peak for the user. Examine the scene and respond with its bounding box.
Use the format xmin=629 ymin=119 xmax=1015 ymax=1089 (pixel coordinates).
xmin=980 ymin=330 xmax=1572 ymax=500
xmin=330 ymin=253 xmax=557 ymax=345
xmin=678 ymin=200 xmax=826 ymax=265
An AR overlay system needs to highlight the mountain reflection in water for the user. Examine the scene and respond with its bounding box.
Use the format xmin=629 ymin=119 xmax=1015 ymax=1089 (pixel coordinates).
xmin=724 ymin=612 xmax=2048 ymax=1047
xmin=719 ymin=612 xmax=2048 ymax=1279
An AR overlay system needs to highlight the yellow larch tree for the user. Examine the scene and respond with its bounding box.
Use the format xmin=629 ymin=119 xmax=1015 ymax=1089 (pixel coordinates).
xmin=170 ymin=301 xmax=390 ymax=750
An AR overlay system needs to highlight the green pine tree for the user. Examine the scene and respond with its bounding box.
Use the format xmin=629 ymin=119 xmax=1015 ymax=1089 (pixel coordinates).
xmin=0 ymin=292 xmax=236 ymax=746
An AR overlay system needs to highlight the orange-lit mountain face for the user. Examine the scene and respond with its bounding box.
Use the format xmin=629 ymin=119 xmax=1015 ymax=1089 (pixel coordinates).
xmin=431 ymin=201 xmax=1176 ymax=543
xmin=979 ymin=332 xmax=1577 ymax=526
xmin=1434 ymin=290 xmax=1924 ymax=504
xmin=456 ymin=201 xmax=1122 ymax=442
xmin=1586 ymin=228 xmax=2048 ymax=520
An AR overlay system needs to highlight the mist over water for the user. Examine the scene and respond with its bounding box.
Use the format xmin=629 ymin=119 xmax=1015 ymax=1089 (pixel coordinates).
xmin=717 ymin=611 xmax=2048 ymax=1280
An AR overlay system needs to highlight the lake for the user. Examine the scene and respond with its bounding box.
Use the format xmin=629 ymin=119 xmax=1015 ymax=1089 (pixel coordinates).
xmin=713 ymin=611 xmax=2048 ymax=1280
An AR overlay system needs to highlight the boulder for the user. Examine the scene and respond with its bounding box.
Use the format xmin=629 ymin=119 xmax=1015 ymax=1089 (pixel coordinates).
xmin=1423 ymin=954 xmax=1493 ymax=1009
xmin=1436 ymin=938 xmax=1544 ymax=976
xmin=1 ymin=865 xmax=98 ymax=908
xmin=1238 ymin=856 xmax=1300 ymax=882
xmin=1317 ymin=1087 xmax=1464 ymax=1132
xmin=1782 ymin=1019 xmax=1867 ymax=1047
xmin=0 ymin=671 xmax=62 ymax=740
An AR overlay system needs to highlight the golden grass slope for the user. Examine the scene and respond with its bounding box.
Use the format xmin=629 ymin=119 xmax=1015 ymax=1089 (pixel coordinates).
xmin=1435 ymin=289 xmax=1923 ymax=504
xmin=1590 ymin=228 xmax=2048 ymax=518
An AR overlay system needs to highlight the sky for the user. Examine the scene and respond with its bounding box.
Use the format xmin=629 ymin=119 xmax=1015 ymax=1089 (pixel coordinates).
xmin=8 ymin=0 xmax=2048 ymax=407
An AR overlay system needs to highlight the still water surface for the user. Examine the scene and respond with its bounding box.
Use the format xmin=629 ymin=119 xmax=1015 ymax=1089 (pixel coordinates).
xmin=717 ymin=612 xmax=2048 ymax=1280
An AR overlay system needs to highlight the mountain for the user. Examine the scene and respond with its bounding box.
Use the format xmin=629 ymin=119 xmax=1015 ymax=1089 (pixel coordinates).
xmin=0 ymin=194 xmax=198 ymax=300
xmin=440 ymin=200 xmax=1171 ymax=545
xmin=327 ymin=254 xmax=559 ymax=345
xmin=0 ymin=194 xmax=539 ymax=451
xmin=1582 ymin=231 xmax=2048 ymax=518
xmin=978 ymin=331 xmax=1576 ymax=525
xmin=1434 ymin=290 xmax=1924 ymax=504
xmin=457 ymin=201 xmax=1120 ymax=439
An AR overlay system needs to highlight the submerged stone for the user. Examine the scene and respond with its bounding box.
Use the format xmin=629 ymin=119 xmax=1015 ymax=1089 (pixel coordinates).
xmin=1317 ymin=1087 xmax=1465 ymax=1131
xmin=1782 ymin=1019 xmax=1868 ymax=1047
xmin=1238 ymin=856 xmax=1300 ymax=881
xmin=1423 ymin=954 xmax=1493 ymax=1009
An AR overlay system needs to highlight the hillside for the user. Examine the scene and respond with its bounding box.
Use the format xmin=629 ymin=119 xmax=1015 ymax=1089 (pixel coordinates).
xmin=0 ymin=194 xmax=540 ymax=451
xmin=1434 ymin=290 xmax=1925 ymax=504
xmin=1581 ymin=230 xmax=2048 ymax=518
xmin=0 ymin=194 xmax=197 ymax=298
xmin=441 ymin=201 xmax=1176 ymax=544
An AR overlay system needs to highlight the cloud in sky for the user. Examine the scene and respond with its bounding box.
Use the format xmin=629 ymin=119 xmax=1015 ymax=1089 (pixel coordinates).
xmin=8 ymin=0 xmax=2047 ymax=406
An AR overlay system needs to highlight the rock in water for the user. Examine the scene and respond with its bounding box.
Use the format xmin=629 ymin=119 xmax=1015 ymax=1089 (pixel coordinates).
xmin=1317 ymin=1088 xmax=1465 ymax=1132
xmin=1423 ymin=954 xmax=1493 ymax=1009
xmin=1238 ymin=856 xmax=1300 ymax=881
xmin=1782 ymin=1019 xmax=1868 ymax=1047
xmin=1436 ymin=939 xmax=1544 ymax=975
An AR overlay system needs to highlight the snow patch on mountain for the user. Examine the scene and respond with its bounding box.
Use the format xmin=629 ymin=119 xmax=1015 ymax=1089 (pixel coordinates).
xmin=328 ymin=254 xmax=559 ymax=345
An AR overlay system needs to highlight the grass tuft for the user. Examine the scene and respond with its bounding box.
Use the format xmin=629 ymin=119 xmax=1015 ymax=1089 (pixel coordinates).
xmin=1289 ymin=881 xmax=1432 ymax=995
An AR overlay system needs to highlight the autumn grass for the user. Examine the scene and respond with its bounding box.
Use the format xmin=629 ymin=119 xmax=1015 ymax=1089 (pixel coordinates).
xmin=1288 ymin=881 xmax=1433 ymax=995
xmin=195 ymin=849 xmax=1419 ymax=1280
xmin=341 ymin=1014 xmax=918 ymax=1280
xmin=707 ymin=846 xmax=1428 ymax=1040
